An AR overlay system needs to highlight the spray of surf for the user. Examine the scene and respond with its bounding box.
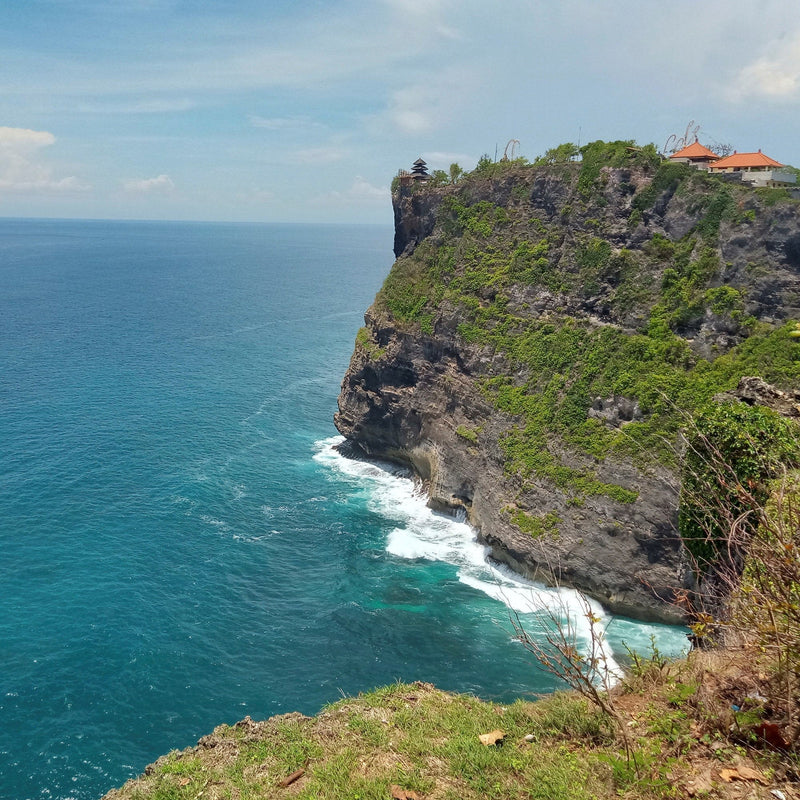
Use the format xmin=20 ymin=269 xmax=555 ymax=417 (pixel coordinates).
xmin=314 ymin=436 xmax=674 ymax=683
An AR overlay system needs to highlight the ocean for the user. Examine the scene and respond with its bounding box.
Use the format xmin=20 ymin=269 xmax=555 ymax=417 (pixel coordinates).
xmin=0 ymin=219 xmax=687 ymax=800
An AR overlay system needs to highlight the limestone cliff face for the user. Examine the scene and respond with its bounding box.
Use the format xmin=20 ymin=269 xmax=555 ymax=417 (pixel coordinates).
xmin=336 ymin=303 xmax=682 ymax=622
xmin=336 ymin=156 xmax=800 ymax=623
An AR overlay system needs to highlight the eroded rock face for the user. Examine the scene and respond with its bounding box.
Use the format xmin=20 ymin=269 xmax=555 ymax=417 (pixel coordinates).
xmin=335 ymin=301 xmax=688 ymax=624
xmin=393 ymin=191 xmax=440 ymax=258
xmin=718 ymin=376 xmax=800 ymax=418
xmin=336 ymin=163 xmax=800 ymax=624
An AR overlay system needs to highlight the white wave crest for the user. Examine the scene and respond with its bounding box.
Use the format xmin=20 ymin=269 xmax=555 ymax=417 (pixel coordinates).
xmin=314 ymin=436 xmax=633 ymax=681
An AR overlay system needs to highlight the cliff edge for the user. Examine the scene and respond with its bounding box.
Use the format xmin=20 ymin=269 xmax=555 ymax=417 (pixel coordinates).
xmin=336 ymin=144 xmax=800 ymax=623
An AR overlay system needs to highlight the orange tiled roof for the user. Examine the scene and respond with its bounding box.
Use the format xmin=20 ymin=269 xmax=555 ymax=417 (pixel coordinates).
xmin=709 ymin=150 xmax=784 ymax=170
xmin=669 ymin=140 xmax=719 ymax=160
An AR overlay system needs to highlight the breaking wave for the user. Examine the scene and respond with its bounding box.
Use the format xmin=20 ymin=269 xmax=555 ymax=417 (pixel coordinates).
xmin=315 ymin=436 xmax=688 ymax=680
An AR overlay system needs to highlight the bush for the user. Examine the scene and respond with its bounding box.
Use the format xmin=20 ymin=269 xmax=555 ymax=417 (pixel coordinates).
xmin=680 ymin=403 xmax=800 ymax=743
xmin=632 ymin=161 xmax=691 ymax=212
xmin=679 ymin=400 xmax=800 ymax=572
xmin=578 ymin=140 xmax=660 ymax=195
xmin=534 ymin=142 xmax=579 ymax=166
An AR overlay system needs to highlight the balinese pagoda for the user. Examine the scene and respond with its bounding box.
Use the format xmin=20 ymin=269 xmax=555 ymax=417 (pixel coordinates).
xmin=411 ymin=158 xmax=429 ymax=181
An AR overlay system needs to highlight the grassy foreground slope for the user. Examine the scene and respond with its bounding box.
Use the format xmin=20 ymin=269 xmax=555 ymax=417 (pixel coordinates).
xmin=104 ymin=657 xmax=797 ymax=800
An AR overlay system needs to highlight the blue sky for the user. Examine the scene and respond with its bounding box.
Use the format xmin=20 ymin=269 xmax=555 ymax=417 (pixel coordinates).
xmin=2 ymin=0 xmax=799 ymax=223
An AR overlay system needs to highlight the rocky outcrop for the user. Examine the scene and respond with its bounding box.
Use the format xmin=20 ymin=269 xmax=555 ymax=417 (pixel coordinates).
xmin=336 ymin=302 xmax=687 ymax=623
xmin=393 ymin=189 xmax=441 ymax=258
xmin=336 ymin=157 xmax=800 ymax=624
xmin=719 ymin=376 xmax=800 ymax=418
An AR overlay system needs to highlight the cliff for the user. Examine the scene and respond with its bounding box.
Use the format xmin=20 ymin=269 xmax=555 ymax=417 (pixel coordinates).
xmin=336 ymin=144 xmax=800 ymax=623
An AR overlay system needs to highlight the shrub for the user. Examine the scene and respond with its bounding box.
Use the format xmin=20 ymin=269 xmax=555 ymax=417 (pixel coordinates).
xmin=692 ymin=186 xmax=736 ymax=240
xmin=679 ymin=401 xmax=800 ymax=572
xmin=631 ymin=161 xmax=690 ymax=212
xmin=508 ymin=508 xmax=561 ymax=538
xmin=455 ymin=424 xmax=479 ymax=443
xmin=534 ymin=142 xmax=579 ymax=166
xmin=578 ymin=140 xmax=660 ymax=195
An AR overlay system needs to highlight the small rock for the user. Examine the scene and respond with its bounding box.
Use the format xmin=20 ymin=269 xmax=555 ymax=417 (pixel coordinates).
xmin=523 ymin=734 xmax=535 ymax=743
xmin=478 ymin=729 xmax=505 ymax=746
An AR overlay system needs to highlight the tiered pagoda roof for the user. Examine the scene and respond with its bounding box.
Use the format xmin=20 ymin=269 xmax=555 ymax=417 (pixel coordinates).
xmin=411 ymin=158 xmax=429 ymax=180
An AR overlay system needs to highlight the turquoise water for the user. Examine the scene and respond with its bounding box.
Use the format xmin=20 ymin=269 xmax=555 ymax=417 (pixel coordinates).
xmin=0 ymin=219 xmax=687 ymax=799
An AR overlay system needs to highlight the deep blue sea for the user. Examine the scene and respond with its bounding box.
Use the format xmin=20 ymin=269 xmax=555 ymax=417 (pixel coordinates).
xmin=0 ymin=219 xmax=687 ymax=799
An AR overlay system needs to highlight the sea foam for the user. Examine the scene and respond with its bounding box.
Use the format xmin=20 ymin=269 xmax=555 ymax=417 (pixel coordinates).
xmin=314 ymin=436 xmax=639 ymax=680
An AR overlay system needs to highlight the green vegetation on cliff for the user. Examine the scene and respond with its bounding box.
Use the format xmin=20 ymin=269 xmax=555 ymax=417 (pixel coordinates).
xmin=379 ymin=141 xmax=800 ymax=510
xmin=680 ymin=402 xmax=800 ymax=570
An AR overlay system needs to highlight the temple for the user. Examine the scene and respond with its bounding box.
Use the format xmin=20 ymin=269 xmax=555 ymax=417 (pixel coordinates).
xmin=668 ymin=140 xmax=719 ymax=168
xmin=669 ymin=139 xmax=796 ymax=188
xmin=397 ymin=157 xmax=431 ymax=188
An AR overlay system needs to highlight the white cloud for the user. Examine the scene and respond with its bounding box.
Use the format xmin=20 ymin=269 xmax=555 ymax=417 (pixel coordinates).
xmin=349 ymin=176 xmax=390 ymax=201
xmin=0 ymin=126 xmax=56 ymax=150
xmin=391 ymin=107 xmax=433 ymax=135
xmin=0 ymin=126 xmax=89 ymax=194
xmin=0 ymin=174 xmax=89 ymax=193
xmin=729 ymin=31 xmax=800 ymax=101
xmin=378 ymin=63 xmax=483 ymax=136
xmin=123 ymin=174 xmax=175 ymax=192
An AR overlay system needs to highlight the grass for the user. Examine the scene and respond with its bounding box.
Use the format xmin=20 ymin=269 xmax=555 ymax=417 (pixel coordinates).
xmin=455 ymin=424 xmax=480 ymax=443
xmin=356 ymin=327 xmax=387 ymax=361
xmin=508 ymin=508 xmax=561 ymax=538
xmin=105 ymin=646 xmax=799 ymax=800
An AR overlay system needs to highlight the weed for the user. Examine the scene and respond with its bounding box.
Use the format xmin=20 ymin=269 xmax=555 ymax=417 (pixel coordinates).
xmin=508 ymin=508 xmax=561 ymax=538
xmin=455 ymin=424 xmax=479 ymax=444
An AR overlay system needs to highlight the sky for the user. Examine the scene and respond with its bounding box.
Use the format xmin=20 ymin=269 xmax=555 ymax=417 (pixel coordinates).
xmin=1 ymin=0 xmax=799 ymax=224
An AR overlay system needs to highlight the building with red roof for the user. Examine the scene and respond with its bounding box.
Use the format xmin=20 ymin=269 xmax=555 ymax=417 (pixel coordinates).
xmin=665 ymin=137 xmax=796 ymax=188
xmin=708 ymin=149 xmax=795 ymax=187
xmin=669 ymin=140 xmax=719 ymax=167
